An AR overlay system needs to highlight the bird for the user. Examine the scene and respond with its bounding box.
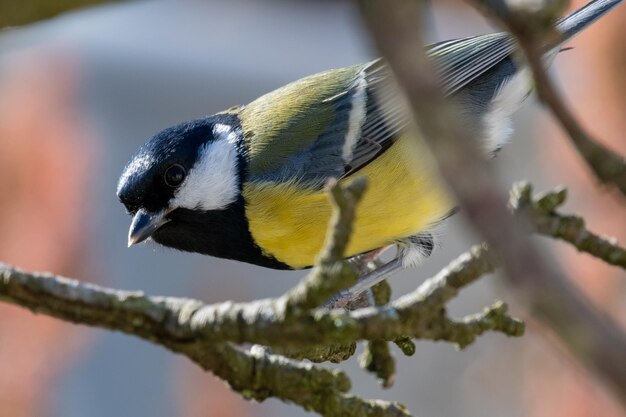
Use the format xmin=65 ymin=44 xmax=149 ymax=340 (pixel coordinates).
xmin=117 ymin=0 xmax=623 ymax=302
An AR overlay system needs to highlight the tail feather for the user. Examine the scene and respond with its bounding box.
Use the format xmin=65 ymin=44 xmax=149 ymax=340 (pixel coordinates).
xmin=557 ymin=0 xmax=624 ymax=41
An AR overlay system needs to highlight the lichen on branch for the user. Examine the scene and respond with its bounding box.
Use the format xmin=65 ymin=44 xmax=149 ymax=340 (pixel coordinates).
xmin=0 ymin=180 xmax=524 ymax=417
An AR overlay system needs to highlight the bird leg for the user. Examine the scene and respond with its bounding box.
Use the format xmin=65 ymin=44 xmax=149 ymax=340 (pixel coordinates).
xmin=324 ymin=248 xmax=404 ymax=309
xmin=345 ymin=257 xmax=404 ymax=299
xmin=324 ymin=232 xmax=435 ymax=309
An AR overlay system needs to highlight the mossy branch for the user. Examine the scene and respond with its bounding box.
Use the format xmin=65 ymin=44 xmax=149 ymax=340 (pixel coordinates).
xmin=0 ymin=245 xmax=519 ymax=354
xmin=512 ymin=182 xmax=626 ymax=269
xmin=0 ymin=181 xmax=523 ymax=417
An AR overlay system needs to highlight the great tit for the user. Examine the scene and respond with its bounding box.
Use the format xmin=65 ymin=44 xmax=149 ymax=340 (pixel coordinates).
xmin=117 ymin=0 xmax=623 ymax=293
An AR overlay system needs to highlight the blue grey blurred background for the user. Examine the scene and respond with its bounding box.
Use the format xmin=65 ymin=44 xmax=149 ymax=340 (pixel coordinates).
xmin=1 ymin=1 xmax=624 ymax=417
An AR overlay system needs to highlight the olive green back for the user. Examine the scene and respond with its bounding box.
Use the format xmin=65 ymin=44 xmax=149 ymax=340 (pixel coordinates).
xmin=239 ymin=65 xmax=363 ymax=177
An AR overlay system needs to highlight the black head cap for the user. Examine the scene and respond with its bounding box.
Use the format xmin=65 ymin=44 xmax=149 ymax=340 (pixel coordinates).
xmin=117 ymin=118 xmax=216 ymax=214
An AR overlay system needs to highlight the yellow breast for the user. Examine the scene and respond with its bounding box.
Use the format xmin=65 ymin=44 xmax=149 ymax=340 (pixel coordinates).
xmin=243 ymin=134 xmax=453 ymax=268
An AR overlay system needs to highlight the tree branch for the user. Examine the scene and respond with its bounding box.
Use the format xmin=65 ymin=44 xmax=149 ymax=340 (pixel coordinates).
xmin=512 ymin=182 xmax=626 ymax=269
xmin=3 ymin=183 xmax=619 ymax=415
xmin=357 ymin=0 xmax=626 ymax=408
xmin=424 ymin=301 xmax=524 ymax=349
xmin=360 ymin=280 xmax=396 ymax=388
xmin=0 ymin=244 xmax=518 ymax=351
xmin=0 ymin=179 xmax=521 ymax=417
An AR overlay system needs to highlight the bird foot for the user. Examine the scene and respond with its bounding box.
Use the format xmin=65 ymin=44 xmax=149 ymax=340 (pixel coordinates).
xmin=323 ymin=256 xmax=404 ymax=310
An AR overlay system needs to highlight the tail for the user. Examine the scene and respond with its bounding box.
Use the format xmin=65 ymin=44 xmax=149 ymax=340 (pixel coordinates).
xmin=557 ymin=0 xmax=624 ymax=41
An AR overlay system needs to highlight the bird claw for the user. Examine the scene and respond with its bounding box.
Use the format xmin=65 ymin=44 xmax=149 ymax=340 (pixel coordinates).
xmin=324 ymin=254 xmax=404 ymax=310
xmin=324 ymin=288 xmax=375 ymax=310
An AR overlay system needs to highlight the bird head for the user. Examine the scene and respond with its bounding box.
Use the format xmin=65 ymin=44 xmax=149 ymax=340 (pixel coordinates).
xmin=117 ymin=117 xmax=241 ymax=247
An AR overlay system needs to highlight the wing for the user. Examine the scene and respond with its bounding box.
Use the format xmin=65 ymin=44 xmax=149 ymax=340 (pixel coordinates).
xmin=429 ymin=32 xmax=514 ymax=95
xmin=239 ymin=64 xmax=365 ymax=183
xmin=240 ymin=32 xmax=516 ymax=186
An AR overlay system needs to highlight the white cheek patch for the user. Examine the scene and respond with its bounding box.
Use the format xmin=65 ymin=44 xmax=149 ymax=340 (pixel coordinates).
xmin=170 ymin=128 xmax=240 ymax=211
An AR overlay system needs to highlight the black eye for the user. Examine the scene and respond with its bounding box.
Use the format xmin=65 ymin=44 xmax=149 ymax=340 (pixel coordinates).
xmin=164 ymin=164 xmax=186 ymax=187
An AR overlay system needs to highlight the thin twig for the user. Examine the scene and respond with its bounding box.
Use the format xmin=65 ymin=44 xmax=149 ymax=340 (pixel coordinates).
xmin=360 ymin=279 xmax=396 ymax=388
xmin=521 ymin=35 xmax=626 ymax=197
xmin=422 ymin=301 xmax=524 ymax=349
xmin=285 ymin=177 xmax=366 ymax=311
xmin=512 ymin=182 xmax=626 ymax=269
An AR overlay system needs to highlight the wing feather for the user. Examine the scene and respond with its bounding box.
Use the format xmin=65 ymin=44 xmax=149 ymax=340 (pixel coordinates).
xmin=243 ymin=32 xmax=518 ymax=184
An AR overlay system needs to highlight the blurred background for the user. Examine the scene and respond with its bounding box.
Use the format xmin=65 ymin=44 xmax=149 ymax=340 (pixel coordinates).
xmin=0 ymin=0 xmax=625 ymax=416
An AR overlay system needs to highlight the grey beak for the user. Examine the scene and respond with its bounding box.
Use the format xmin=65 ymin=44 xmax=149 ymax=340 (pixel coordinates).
xmin=128 ymin=209 xmax=170 ymax=247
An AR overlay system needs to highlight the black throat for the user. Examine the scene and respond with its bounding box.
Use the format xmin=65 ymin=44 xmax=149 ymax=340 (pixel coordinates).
xmin=151 ymin=198 xmax=290 ymax=270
